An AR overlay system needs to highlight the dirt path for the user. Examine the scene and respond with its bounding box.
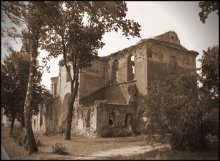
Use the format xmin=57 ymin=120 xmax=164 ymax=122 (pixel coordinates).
xmin=75 ymin=144 xmax=171 ymax=159
xmin=92 ymin=144 xmax=170 ymax=157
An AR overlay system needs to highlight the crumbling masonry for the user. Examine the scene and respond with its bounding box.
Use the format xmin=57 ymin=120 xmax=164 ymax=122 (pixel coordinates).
xmin=32 ymin=31 xmax=198 ymax=137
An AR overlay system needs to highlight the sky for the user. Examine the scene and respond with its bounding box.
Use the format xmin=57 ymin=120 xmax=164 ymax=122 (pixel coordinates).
xmin=1 ymin=1 xmax=219 ymax=90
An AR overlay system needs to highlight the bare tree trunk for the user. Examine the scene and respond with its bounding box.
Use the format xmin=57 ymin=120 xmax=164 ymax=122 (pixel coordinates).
xmin=65 ymin=93 xmax=75 ymax=140
xmin=20 ymin=113 xmax=25 ymax=128
xmin=65 ymin=65 xmax=79 ymax=140
xmin=9 ymin=116 xmax=15 ymax=137
xmin=23 ymin=53 xmax=38 ymax=154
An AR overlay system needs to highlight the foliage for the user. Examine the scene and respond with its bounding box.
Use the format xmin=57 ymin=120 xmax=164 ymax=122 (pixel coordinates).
xmin=1 ymin=47 xmax=48 ymax=125
xmin=39 ymin=1 xmax=141 ymax=63
xmin=197 ymin=2 xmax=219 ymax=147
xmin=145 ymin=72 xmax=199 ymax=150
xmin=197 ymin=46 xmax=219 ymax=146
xmin=51 ymin=143 xmax=68 ymax=155
xmin=1 ymin=49 xmax=27 ymax=122
xmin=198 ymin=1 xmax=219 ymax=23
xmin=142 ymin=72 xmax=218 ymax=151
xmin=199 ymin=46 xmax=219 ymax=103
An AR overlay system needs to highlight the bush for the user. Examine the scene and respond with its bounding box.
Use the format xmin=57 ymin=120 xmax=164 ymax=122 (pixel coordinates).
xmin=139 ymin=74 xmax=219 ymax=151
xmin=142 ymin=73 xmax=218 ymax=151
xmin=51 ymin=143 xmax=68 ymax=155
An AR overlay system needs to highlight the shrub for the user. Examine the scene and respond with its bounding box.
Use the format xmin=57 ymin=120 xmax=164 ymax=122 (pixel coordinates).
xmin=142 ymin=72 xmax=217 ymax=151
xmin=139 ymin=74 xmax=219 ymax=151
xmin=51 ymin=143 xmax=68 ymax=155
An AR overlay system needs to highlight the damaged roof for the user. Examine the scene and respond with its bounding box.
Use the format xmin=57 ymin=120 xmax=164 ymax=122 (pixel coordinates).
xmin=103 ymin=31 xmax=199 ymax=58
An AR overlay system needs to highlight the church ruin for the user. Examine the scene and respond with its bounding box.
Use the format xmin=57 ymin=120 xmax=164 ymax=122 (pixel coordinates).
xmin=32 ymin=31 xmax=198 ymax=137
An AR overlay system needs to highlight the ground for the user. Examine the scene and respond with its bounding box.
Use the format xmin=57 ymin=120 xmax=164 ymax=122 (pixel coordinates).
xmin=1 ymin=127 xmax=219 ymax=160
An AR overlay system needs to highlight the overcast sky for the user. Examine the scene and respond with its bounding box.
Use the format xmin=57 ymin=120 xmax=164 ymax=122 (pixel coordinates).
xmin=1 ymin=1 xmax=219 ymax=90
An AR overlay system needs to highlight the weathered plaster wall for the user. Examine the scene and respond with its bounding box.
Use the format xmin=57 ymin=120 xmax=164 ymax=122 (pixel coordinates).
xmin=51 ymin=76 xmax=60 ymax=97
xmin=72 ymin=101 xmax=136 ymax=137
xmin=97 ymin=103 xmax=136 ymax=137
xmin=116 ymin=56 xmax=128 ymax=83
xmin=79 ymin=58 xmax=106 ymax=99
xmin=44 ymin=98 xmax=62 ymax=134
xmin=80 ymin=88 xmax=105 ymax=106
xmin=59 ymin=65 xmax=73 ymax=103
xmin=104 ymin=85 xmax=128 ymax=104
xmin=133 ymin=44 xmax=148 ymax=95
xmin=32 ymin=104 xmax=46 ymax=133
xmin=104 ymin=81 xmax=136 ymax=104
xmin=149 ymin=42 xmax=196 ymax=69
xmin=72 ymin=104 xmax=98 ymax=137
xmin=147 ymin=42 xmax=197 ymax=83
xmin=32 ymin=96 xmax=70 ymax=135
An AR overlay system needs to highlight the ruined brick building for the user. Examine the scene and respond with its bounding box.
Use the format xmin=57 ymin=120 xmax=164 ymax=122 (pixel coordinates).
xmin=32 ymin=31 xmax=198 ymax=137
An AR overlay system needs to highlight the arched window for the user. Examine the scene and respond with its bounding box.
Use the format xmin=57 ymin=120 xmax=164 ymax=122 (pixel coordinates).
xmin=127 ymin=55 xmax=135 ymax=81
xmin=109 ymin=112 xmax=114 ymax=127
xmin=86 ymin=109 xmax=90 ymax=127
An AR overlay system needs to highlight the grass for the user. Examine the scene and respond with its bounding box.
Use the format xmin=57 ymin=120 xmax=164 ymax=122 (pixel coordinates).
xmin=1 ymin=126 xmax=219 ymax=160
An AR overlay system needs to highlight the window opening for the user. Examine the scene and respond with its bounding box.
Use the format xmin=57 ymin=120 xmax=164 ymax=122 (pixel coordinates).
xmin=109 ymin=113 xmax=114 ymax=127
xmin=127 ymin=55 xmax=135 ymax=81
xmin=86 ymin=111 xmax=90 ymax=127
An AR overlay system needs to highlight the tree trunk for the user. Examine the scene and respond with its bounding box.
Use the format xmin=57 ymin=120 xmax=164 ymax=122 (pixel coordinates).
xmin=23 ymin=53 xmax=38 ymax=154
xmin=65 ymin=93 xmax=75 ymax=140
xmin=65 ymin=66 xmax=79 ymax=140
xmin=9 ymin=116 xmax=15 ymax=137
xmin=20 ymin=113 xmax=25 ymax=128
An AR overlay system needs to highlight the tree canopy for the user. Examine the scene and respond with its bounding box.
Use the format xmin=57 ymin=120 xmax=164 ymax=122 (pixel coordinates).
xmin=198 ymin=1 xmax=219 ymax=23
xmin=199 ymin=46 xmax=219 ymax=107
xmin=1 ymin=46 xmax=50 ymax=129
